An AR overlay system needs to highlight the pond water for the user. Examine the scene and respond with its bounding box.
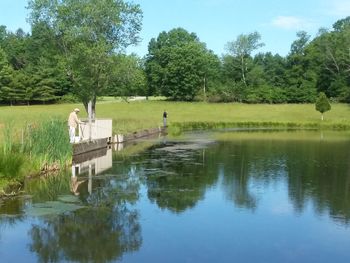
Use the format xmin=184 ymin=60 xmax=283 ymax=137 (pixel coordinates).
xmin=1 ymin=130 xmax=350 ymax=263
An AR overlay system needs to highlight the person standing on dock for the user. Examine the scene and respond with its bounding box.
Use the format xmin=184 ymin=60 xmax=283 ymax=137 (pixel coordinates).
xmin=163 ymin=110 xmax=168 ymax=127
xmin=68 ymin=108 xmax=82 ymax=143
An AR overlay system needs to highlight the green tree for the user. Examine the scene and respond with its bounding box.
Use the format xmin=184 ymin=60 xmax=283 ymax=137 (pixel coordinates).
xmin=285 ymin=31 xmax=317 ymax=103
xmin=0 ymin=47 xmax=15 ymax=105
xmin=0 ymin=28 xmax=28 ymax=70
xmin=145 ymin=28 xmax=220 ymax=101
xmin=109 ymin=54 xmax=146 ymax=98
xmin=315 ymin=92 xmax=331 ymax=120
xmin=225 ymin=31 xmax=264 ymax=87
xmin=306 ymin=18 xmax=350 ymax=102
xmin=28 ymin=0 xmax=142 ymax=116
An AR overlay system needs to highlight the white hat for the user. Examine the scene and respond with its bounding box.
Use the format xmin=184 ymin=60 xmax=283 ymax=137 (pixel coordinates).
xmin=74 ymin=108 xmax=80 ymax=112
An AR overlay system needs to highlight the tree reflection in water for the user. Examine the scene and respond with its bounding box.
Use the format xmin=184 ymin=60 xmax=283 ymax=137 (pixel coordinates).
xmin=145 ymin=142 xmax=217 ymax=213
xmin=139 ymin=136 xmax=350 ymax=224
xmin=29 ymin=206 xmax=141 ymax=263
xmin=2 ymin=131 xmax=350 ymax=261
xmin=28 ymin=167 xmax=142 ymax=263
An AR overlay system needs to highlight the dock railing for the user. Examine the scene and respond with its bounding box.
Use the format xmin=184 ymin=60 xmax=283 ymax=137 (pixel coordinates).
xmin=78 ymin=118 xmax=112 ymax=143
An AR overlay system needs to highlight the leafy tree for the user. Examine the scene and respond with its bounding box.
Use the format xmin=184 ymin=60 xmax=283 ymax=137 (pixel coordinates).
xmin=28 ymin=0 xmax=142 ymax=116
xmin=26 ymin=21 xmax=60 ymax=67
xmin=225 ymin=31 xmax=264 ymax=87
xmin=0 ymin=47 xmax=15 ymax=104
xmin=290 ymin=31 xmax=310 ymax=55
xmin=0 ymin=28 xmax=28 ymax=70
xmin=108 ymin=54 xmax=146 ymax=98
xmin=145 ymin=28 xmax=220 ymax=101
xmin=253 ymin=52 xmax=287 ymax=88
xmin=306 ymin=18 xmax=350 ymax=101
xmin=315 ymin=92 xmax=331 ymax=120
xmin=285 ymin=31 xmax=317 ymax=102
xmin=10 ymin=70 xmax=27 ymax=103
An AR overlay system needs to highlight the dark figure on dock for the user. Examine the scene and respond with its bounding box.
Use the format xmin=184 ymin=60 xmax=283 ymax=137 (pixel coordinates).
xmin=163 ymin=110 xmax=168 ymax=127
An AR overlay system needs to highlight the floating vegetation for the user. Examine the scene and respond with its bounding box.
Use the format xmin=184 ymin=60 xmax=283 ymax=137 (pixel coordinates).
xmin=57 ymin=195 xmax=81 ymax=203
xmin=25 ymin=201 xmax=84 ymax=217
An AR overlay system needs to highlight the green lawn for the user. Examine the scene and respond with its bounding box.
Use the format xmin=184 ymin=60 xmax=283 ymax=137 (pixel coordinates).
xmin=0 ymin=101 xmax=350 ymax=137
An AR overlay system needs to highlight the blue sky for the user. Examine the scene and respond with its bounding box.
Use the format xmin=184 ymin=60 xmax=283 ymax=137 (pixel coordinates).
xmin=0 ymin=0 xmax=349 ymax=57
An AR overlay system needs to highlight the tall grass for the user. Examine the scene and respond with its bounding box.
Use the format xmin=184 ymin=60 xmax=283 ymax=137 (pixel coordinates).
xmin=2 ymin=120 xmax=14 ymax=154
xmin=0 ymin=120 xmax=26 ymax=182
xmin=0 ymin=118 xmax=72 ymax=191
xmin=0 ymin=152 xmax=25 ymax=181
xmin=24 ymin=118 xmax=72 ymax=166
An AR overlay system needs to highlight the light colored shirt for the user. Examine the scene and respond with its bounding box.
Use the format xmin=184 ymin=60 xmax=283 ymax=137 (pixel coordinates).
xmin=68 ymin=111 xmax=80 ymax=128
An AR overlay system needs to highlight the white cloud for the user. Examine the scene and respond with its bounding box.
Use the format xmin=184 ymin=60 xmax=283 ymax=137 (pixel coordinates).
xmin=271 ymin=16 xmax=314 ymax=30
xmin=327 ymin=0 xmax=350 ymax=17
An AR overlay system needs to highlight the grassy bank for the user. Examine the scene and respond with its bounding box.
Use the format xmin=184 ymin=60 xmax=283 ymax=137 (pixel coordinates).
xmin=0 ymin=119 xmax=71 ymax=195
xmin=0 ymin=101 xmax=349 ymax=135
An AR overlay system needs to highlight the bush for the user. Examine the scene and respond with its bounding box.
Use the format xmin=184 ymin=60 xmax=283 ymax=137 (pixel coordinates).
xmin=59 ymin=93 xmax=80 ymax=103
xmin=0 ymin=152 xmax=25 ymax=180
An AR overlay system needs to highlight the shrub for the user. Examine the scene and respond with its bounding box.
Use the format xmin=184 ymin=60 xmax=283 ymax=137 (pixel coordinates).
xmin=0 ymin=152 xmax=25 ymax=180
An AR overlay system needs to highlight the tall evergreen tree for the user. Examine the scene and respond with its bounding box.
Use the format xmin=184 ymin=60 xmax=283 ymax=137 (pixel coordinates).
xmin=0 ymin=48 xmax=15 ymax=105
xmin=315 ymin=92 xmax=331 ymax=120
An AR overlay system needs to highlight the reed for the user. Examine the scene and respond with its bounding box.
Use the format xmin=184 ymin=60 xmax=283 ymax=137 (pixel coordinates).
xmin=1 ymin=120 xmax=14 ymax=154
xmin=0 ymin=118 xmax=72 ymax=192
xmin=23 ymin=118 xmax=72 ymax=167
xmin=0 ymin=151 xmax=25 ymax=181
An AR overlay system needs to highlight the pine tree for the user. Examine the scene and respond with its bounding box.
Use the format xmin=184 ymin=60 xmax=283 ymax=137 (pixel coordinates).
xmin=315 ymin=92 xmax=331 ymax=120
xmin=0 ymin=48 xmax=15 ymax=105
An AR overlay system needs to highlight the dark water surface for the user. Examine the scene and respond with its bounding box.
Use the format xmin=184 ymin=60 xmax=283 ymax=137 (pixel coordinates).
xmin=1 ymin=130 xmax=350 ymax=263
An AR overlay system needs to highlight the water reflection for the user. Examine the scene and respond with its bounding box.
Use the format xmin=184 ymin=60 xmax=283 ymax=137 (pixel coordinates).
xmin=144 ymin=141 xmax=217 ymax=213
xmin=0 ymin=143 xmax=142 ymax=262
xmin=1 ymin=131 xmax=350 ymax=262
xmin=29 ymin=206 xmax=141 ymax=263
xmin=119 ymin=132 xmax=350 ymax=225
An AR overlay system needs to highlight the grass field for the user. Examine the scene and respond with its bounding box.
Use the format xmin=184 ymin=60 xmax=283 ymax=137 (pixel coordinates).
xmin=1 ymin=101 xmax=350 ymax=136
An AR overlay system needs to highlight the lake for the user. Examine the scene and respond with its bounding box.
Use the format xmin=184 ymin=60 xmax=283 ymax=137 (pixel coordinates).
xmin=1 ymin=130 xmax=350 ymax=263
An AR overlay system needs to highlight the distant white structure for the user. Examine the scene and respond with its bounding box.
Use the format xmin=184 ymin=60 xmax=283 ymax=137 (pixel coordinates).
xmin=128 ymin=96 xmax=147 ymax=101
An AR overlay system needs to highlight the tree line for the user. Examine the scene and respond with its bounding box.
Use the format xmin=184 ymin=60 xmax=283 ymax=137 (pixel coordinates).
xmin=0 ymin=0 xmax=349 ymax=109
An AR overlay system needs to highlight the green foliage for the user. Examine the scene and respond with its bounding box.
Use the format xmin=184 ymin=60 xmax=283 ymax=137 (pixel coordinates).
xmin=109 ymin=54 xmax=147 ymax=97
xmin=145 ymin=28 xmax=221 ymax=101
xmin=306 ymin=18 xmax=350 ymax=102
xmin=24 ymin=118 xmax=72 ymax=165
xmin=225 ymin=31 xmax=264 ymax=87
xmin=59 ymin=93 xmax=80 ymax=103
xmin=0 ymin=121 xmax=26 ymax=181
xmin=0 ymin=47 xmax=15 ymax=104
xmin=1 ymin=12 xmax=350 ymax=104
xmin=0 ymin=117 xmax=73 ymax=190
xmin=0 ymin=151 xmax=25 ymax=180
xmin=315 ymin=92 xmax=331 ymax=120
xmin=28 ymin=0 xmax=143 ymax=115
